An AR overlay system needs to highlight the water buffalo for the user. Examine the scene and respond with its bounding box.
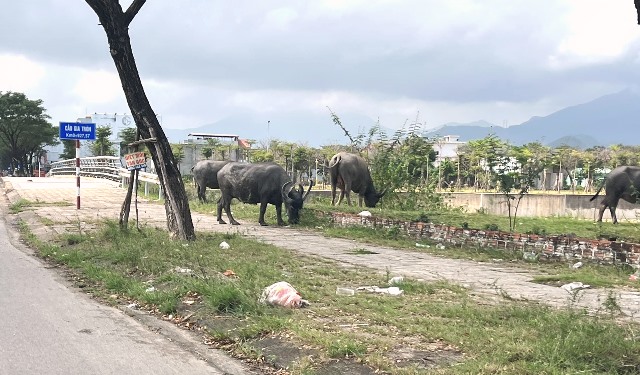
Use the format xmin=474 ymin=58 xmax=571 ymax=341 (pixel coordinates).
xmin=191 ymin=160 xmax=230 ymax=202
xmin=329 ymin=152 xmax=385 ymax=208
xmin=590 ymin=165 xmax=640 ymax=224
xmin=216 ymin=162 xmax=314 ymax=226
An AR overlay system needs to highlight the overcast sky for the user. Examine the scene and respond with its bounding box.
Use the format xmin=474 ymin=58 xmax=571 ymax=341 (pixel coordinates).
xmin=1 ymin=1 xmax=639 ymax=135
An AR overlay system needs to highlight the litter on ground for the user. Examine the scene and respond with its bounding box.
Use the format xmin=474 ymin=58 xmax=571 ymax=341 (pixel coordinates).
xmin=259 ymin=281 xmax=309 ymax=308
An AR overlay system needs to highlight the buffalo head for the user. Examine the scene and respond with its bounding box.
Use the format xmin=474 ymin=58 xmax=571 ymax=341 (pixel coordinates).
xmin=364 ymin=189 xmax=386 ymax=208
xmin=281 ymin=180 xmax=314 ymax=224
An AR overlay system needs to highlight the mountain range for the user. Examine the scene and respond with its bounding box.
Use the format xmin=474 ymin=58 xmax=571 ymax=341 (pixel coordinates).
xmin=424 ymin=89 xmax=640 ymax=148
xmin=162 ymin=88 xmax=640 ymax=148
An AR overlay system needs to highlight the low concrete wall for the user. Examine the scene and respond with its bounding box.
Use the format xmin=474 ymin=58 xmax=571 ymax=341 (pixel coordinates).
xmin=443 ymin=192 xmax=640 ymax=221
xmin=308 ymin=190 xmax=640 ymax=221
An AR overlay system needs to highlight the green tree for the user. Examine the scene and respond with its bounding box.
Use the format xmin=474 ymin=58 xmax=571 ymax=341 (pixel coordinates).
xmin=60 ymin=140 xmax=77 ymax=160
xmin=90 ymin=125 xmax=116 ymax=156
xmin=520 ymin=142 xmax=552 ymax=191
xmin=201 ymin=138 xmax=220 ymax=160
xmin=369 ymin=128 xmax=439 ymax=210
xmin=249 ymin=149 xmax=274 ymax=163
xmin=460 ymin=134 xmax=506 ymax=191
xmin=493 ymin=144 xmax=537 ymax=232
xmin=293 ymin=146 xmax=312 ymax=181
xmin=118 ymin=127 xmax=137 ymax=156
xmin=0 ymin=91 xmax=57 ymax=174
xmin=201 ymin=147 xmax=213 ymax=159
xmin=170 ymin=143 xmax=184 ymax=166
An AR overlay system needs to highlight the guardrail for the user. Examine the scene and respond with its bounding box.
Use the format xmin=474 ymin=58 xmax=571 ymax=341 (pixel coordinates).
xmin=48 ymin=156 xmax=163 ymax=198
xmin=49 ymin=156 xmax=124 ymax=181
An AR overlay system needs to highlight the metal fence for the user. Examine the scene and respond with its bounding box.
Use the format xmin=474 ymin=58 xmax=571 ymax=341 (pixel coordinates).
xmin=48 ymin=156 xmax=163 ymax=198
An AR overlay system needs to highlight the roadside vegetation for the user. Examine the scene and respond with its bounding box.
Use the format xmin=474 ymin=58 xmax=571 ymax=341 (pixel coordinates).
xmin=18 ymin=217 xmax=640 ymax=374
xmin=187 ymin=194 xmax=640 ymax=291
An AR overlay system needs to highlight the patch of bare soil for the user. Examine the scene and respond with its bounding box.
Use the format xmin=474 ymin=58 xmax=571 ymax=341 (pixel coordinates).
xmin=390 ymin=343 xmax=464 ymax=370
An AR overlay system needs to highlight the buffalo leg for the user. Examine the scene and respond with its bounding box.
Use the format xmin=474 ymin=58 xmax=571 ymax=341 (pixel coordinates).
xmin=610 ymin=206 xmax=618 ymax=224
xmin=597 ymin=205 xmax=606 ymax=222
xmin=336 ymin=189 xmax=345 ymax=205
xmin=222 ymin=198 xmax=240 ymax=225
xmin=217 ymin=197 xmax=227 ymax=224
xmin=344 ymin=182 xmax=353 ymax=206
xmin=197 ymin=184 xmax=207 ymax=203
xmin=275 ymin=203 xmax=285 ymax=226
xmin=259 ymin=201 xmax=269 ymax=226
xmin=331 ymin=186 xmax=338 ymax=206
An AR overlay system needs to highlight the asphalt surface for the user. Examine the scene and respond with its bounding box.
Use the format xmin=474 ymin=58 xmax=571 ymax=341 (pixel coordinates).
xmin=3 ymin=176 xmax=640 ymax=334
xmin=0 ymin=176 xmax=253 ymax=375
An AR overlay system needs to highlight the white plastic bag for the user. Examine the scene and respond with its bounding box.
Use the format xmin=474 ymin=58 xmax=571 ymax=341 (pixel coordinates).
xmin=259 ymin=281 xmax=309 ymax=308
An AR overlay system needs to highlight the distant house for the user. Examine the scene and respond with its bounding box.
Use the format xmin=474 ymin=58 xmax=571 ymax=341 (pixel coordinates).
xmin=432 ymin=135 xmax=466 ymax=166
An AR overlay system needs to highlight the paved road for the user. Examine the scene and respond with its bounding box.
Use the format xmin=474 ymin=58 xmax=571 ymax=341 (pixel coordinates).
xmin=5 ymin=176 xmax=640 ymax=321
xmin=0 ymin=177 xmax=253 ymax=375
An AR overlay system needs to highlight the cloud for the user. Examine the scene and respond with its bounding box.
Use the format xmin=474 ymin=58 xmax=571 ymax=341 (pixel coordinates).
xmin=73 ymin=70 xmax=124 ymax=104
xmin=0 ymin=54 xmax=45 ymax=92
xmin=1 ymin=0 xmax=639 ymax=136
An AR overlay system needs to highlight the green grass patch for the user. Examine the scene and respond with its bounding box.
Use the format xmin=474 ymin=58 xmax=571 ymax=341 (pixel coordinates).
xmin=9 ymin=198 xmax=33 ymax=213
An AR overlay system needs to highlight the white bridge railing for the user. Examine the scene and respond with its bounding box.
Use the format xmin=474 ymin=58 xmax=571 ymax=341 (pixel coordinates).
xmin=48 ymin=156 xmax=162 ymax=197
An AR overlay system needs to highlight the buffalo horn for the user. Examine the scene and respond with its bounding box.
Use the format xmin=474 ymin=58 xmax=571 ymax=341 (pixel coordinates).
xmin=281 ymin=181 xmax=295 ymax=203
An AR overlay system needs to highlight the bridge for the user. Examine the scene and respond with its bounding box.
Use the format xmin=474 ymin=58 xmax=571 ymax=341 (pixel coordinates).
xmin=48 ymin=156 xmax=162 ymax=198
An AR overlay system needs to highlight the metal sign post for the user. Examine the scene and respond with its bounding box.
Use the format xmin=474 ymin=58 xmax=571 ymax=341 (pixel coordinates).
xmin=59 ymin=122 xmax=97 ymax=209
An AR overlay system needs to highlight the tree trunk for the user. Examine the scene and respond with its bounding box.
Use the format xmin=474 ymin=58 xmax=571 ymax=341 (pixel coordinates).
xmin=85 ymin=0 xmax=195 ymax=240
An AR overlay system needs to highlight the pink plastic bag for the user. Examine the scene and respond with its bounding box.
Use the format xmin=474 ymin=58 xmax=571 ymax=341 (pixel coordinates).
xmin=259 ymin=281 xmax=309 ymax=308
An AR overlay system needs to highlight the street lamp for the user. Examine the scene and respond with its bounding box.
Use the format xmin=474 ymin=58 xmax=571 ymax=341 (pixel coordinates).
xmin=267 ymin=120 xmax=270 ymax=151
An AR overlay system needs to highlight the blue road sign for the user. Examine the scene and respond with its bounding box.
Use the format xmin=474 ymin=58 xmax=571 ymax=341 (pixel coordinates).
xmin=59 ymin=122 xmax=96 ymax=140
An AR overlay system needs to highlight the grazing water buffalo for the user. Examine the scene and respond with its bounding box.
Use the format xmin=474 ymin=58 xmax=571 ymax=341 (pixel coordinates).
xmin=590 ymin=165 xmax=640 ymax=224
xmin=329 ymin=152 xmax=385 ymax=208
xmin=216 ymin=162 xmax=313 ymax=226
xmin=191 ymin=160 xmax=230 ymax=202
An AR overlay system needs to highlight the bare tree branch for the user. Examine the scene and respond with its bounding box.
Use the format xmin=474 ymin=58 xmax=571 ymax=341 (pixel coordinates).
xmin=124 ymin=0 xmax=146 ymax=26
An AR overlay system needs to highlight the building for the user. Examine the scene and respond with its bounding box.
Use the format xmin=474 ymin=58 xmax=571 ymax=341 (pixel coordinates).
xmin=433 ymin=135 xmax=466 ymax=166
xmin=77 ymin=113 xmax=134 ymax=156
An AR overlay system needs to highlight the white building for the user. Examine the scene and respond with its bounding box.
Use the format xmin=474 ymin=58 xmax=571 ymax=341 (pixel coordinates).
xmin=433 ymin=135 xmax=466 ymax=166
xmin=77 ymin=113 xmax=134 ymax=156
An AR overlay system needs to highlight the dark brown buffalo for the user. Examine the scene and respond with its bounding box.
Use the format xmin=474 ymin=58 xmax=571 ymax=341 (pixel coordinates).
xmin=590 ymin=165 xmax=640 ymax=224
xmin=329 ymin=152 xmax=385 ymax=208
xmin=216 ymin=162 xmax=313 ymax=226
xmin=191 ymin=160 xmax=230 ymax=202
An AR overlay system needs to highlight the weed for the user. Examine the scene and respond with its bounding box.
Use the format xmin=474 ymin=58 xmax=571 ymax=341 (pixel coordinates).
xmin=602 ymin=291 xmax=623 ymax=316
xmin=526 ymin=225 xmax=546 ymax=236
xmin=9 ymin=199 xmax=32 ymax=213
xmin=484 ymin=223 xmax=499 ymax=231
xmin=327 ymin=339 xmax=368 ymax=358
xmin=383 ymin=225 xmax=402 ymax=240
xmin=414 ymin=212 xmax=430 ymax=223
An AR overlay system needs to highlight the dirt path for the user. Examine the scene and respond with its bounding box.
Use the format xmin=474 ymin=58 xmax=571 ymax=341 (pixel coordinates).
xmin=5 ymin=176 xmax=640 ymax=320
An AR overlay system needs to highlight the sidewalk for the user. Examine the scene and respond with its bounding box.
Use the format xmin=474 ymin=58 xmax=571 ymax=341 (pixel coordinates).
xmin=4 ymin=176 xmax=640 ymax=320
